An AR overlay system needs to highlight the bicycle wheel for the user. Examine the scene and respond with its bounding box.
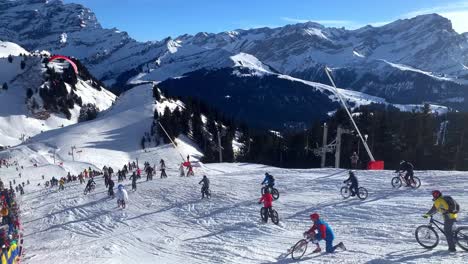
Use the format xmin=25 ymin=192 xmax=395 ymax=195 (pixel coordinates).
xmin=206 ymin=189 xmax=211 ymax=199
xmin=260 ymin=208 xmax=267 ymax=222
xmin=357 ymin=187 xmax=368 ymax=200
xmin=391 ymin=177 xmax=402 ymax=188
xmin=455 ymin=227 xmax=468 ymax=251
xmin=83 ymin=188 xmax=88 ymax=195
xmin=261 ymin=187 xmax=266 ymax=195
xmin=271 ymin=210 xmax=279 ymax=225
xmin=415 ymin=225 xmax=439 ymax=249
xmin=340 ymin=187 xmax=351 ymax=199
xmin=410 ymin=177 xmax=421 ymax=189
xmin=291 ymin=239 xmax=308 ymax=260
xmin=271 ymin=188 xmax=280 ymax=200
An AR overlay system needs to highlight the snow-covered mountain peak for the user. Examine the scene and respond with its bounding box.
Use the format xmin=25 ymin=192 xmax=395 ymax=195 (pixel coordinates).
xmin=382 ymin=13 xmax=454 ymax=34
xmin=230 ymin=53 xmax=272 ymax=74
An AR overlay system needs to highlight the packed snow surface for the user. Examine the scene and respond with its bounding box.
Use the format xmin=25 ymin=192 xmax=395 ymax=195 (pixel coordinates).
xmin=3 ymin=163 xmax=467 ymax=264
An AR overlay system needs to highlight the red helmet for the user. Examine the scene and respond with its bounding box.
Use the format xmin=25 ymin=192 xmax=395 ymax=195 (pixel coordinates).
xmin=432 ymin=190 xmax=442 ymax=200
xmin=310 ymin=213 xmax=320 ymax=221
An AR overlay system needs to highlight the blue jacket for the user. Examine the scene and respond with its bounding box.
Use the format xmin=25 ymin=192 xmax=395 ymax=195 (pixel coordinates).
xmin=314 ymin=219 xmax=335 ymax=241
xmin=261 ymin=174 xmax=275 ymax=185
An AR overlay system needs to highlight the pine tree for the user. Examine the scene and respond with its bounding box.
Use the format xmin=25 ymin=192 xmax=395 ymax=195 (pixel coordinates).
xmin=26 ymin=88 xmax=33 ymax=98
xmin=7 ymin=55 xmax=13 ymax=63
xmin=20 ymin=60 xmax=26 ymax=70
xmin=141 ymin=136 xmax=146 ymax=149
xmin=2 ymin=83 xmax=7 ymax=90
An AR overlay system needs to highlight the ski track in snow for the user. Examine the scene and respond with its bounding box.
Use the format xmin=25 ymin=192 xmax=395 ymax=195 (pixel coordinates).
xmin=2 ymin=163 xmax=467 ymax=264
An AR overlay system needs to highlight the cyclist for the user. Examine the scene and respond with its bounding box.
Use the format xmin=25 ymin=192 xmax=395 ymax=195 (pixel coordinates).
xmin=258 ymin=188 xmax=273 ymax=223
xmin=198 ymin=175 xmax=210 ymax=199
xmin=261 ymin=172 xmax=275 ymax=191
xmin=85 ymin=177 xmax=95 ymax=193
xmin=423 ymin=190 xmax=459 ymax=252
xmin=305 ymin=213 xmax=345 ymax=253
xmin=343 ymin=170 xmax=358 ymax=197
xmin=396 ymin=160 xmax=414 ymax=186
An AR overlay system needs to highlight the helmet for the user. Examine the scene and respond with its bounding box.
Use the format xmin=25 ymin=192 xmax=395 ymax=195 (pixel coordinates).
xmin=118 ymin=184 xmax=124 ymax=190
xmin=310 ymin=213 xmax=320 ymax=221
xmin=349 ymin=170 xmax=354 ymax=176
xmin=400 ymin=160 xmax=406 ymax=165
xmin=203 ymin=175 xmax=207 ymax=178
xmin=432 ymin=190 xmax=442 ymax=200
xmin=265 ymin=172 xmax=269 ymax=176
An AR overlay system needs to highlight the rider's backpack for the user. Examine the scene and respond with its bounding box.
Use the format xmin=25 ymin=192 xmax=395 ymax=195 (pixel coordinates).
xmin=443 ymin=196 xmax=460 ymax=214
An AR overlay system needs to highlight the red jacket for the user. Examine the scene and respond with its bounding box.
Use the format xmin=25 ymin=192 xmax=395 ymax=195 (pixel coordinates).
xmin=259 ymin=193 xmax=273 ymax=208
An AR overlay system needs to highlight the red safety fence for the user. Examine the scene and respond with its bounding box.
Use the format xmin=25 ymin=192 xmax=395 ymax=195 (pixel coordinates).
xmin=367 ymin=160 xmax=385 ymax=170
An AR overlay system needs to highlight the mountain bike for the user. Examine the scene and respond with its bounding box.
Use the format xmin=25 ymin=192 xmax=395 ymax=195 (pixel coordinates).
xmin=392 ymin=172 xmax=421 ymax=189
xmin=260 ymin=207 xmax=279 ymax=225
xmin=83 ymin=184 xmax=95 ymax=195
xmin=201 ymin=186 xmax=211 ymax=199
xmin=415 ymin=216 xmax=468 ymax=251
xmin=340 ymin=183 xmax=368 ymax=200
xmin=287 ymin=235 xmax=320 ymax=260
xmin=261 ymin=185 xmax=280 ymax=200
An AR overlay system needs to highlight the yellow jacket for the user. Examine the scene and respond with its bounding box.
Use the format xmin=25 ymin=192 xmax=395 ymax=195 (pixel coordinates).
xmin=427 ymin=196 xmax=458 ymax=219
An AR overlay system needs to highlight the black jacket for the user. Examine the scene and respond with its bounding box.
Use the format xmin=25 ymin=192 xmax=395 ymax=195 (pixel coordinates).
xmin=344 ymin=174 xmax=358 ymax=185
xmin=199 ymin=177 xmax=210 ymax=188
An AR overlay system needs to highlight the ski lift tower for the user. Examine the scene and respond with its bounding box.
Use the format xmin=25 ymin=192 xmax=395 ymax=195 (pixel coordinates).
xmin=324 ymin=67 xmax=384 ymax=170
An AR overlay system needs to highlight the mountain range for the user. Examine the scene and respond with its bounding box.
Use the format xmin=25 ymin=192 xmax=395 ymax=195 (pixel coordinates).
xmin=1 ymin=0 xmax=468 ymax=129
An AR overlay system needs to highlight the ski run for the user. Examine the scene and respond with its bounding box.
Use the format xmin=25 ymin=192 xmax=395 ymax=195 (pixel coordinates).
xmin=0 ymin=160 xmax=466 ymax=263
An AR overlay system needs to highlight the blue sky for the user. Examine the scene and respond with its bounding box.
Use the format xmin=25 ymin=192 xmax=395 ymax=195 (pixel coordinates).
xmin=64 ymin=0 xmax=468 ymax=42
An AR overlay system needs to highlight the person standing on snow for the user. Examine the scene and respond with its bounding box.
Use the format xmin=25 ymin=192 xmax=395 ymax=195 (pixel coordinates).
xmin=108 ymin=178 xmax=115 ymax=197
xmin=160 ymin=159 xmax=167 ymax=178
xmin=136 ymin=167 xmax=141 ymax=179
xmin=306 ymin=213 xmax=346 ymax=253
xmin=179 ymin=163 xmax=185 ymax=177
xmin=350 ymin=152 xmax=359 ymax=169
xmin=129 ymin=172 xmax=138 ymax=191
xmin=423 ymin=190 xmax=459 ymax=252
xmin=199 ymin=175 xmax=210 ymax=199
xmin=116 ymin=184 xmax=129 ymax=208
xmin=343 ymin=171 xmax=359 ymax=197
xmin=258 ymin=188 xmax=274 ymax=222
xmin=59 ymin=178 xmax=65 ymax=191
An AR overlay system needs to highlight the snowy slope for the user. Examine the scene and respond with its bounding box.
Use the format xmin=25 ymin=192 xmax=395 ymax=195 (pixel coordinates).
xmin=0 ymin=40 xmax=29 ymax=57
xmin=0 ymin=43 xmax=116 ymax=147
xmin=1 ymin=83 xmax=198 ymax=170
xmin=2 ymin=162 xmax=467 ymax=263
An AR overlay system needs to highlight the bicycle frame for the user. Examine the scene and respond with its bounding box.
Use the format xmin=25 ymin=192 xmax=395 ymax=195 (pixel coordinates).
xmin=396 ymin=172 xmax=413 ymax=185
xmin=428 ymin=216 xmax=447 ymax=236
